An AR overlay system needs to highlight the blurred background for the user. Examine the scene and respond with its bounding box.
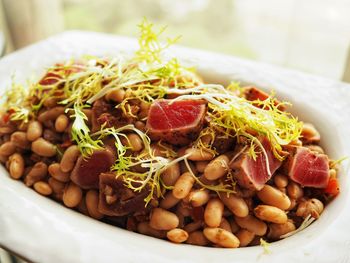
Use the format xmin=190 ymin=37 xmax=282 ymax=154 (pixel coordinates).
xmin=1 ymin=0 xmax=350 ymax=81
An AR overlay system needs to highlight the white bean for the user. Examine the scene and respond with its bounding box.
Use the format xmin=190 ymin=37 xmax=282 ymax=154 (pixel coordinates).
xmin=34 ymin=181 xmax=53 ymax=196
xmin=257 ymin=185 xmax=291 ymax=210
xmin=219 ymin=193 xmax=249 ymax=217
xmin=204 ymin=198 xmax=224 ymax=227
xmin=167 ymin=228 xmax=189 ymax=243
xmin=254 ymin=205 xmax=288 ymax=224
xmin=31 ymin=138 xmax=56 ymax=157
xmin=235 ymin=215 xmax=267 ymax=236
xmin=173 ymin=172 xmax=195 ymax=199
xmin=60 ymin=145 xmax=80 ymax=172
xmin=27 ymin=121 xmax=43 ymax=141
xmin=150 ymin=208 xmax=179 ymax=231
xmin=204 ymin=154 xmax=229 ymax=180
xmin=203 ymin=227 xmax=240 ymax=248
xmin=185 ymin=148 xmax=215 ymax=161
xmin=9 ymin=153 xmax=24 ymax=179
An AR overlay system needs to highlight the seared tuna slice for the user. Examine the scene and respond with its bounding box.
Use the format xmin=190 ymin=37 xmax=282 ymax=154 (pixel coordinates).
xmin=98 ymin=172 xmax=149 ymax=216
xmin=288 ymin=147 xmax=329 ymax=188
xmin=146 ymin=99 xmax=206 ymax=145
xmin=71 ymin=149 xmax=115 ymax=189
xmin=230 ymin=139 xmax=282 ymax=190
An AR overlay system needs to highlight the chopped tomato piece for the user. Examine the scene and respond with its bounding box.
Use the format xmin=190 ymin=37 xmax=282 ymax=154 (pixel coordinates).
xmin=324 ymin=178 xmax=340 ymax=196
xmin=2 ymin=109 xmax=16 ymax=123
xmin=2 ymin=112 xmax=11 ymax=123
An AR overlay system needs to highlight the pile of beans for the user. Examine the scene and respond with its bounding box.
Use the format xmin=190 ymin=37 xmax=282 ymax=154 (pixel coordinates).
xmin=0 ymin=84 xmax=334 ymax=249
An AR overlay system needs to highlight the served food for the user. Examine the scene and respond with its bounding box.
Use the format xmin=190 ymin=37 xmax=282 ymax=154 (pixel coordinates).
xmin=0 ymin=20 xmax=340 ymax=249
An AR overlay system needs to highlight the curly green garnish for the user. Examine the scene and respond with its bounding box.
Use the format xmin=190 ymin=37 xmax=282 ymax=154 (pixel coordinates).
xmin=86 ymin=19 xmax=199 ymax=107
xmin=168 ymin=84 xmax=302 ymax=160
xmin=0 ymin=19 xmax=303 ymax=205
xmin=135 ymin=18 xmax=181 ymax=64
xmin=329 ymin=156 xmax=348 ymax=169
xmin=155 ymin=141 xmax=177 ymax=158
xmin=279 ymin=214 xmax=315 ymax=239
xmin=1 ymin=81 xmax=30 ymax=123
xmin=70 ymin=103 xmax=103 ymax=157
xmin=260 ymin=238 xmax=271 ymax=254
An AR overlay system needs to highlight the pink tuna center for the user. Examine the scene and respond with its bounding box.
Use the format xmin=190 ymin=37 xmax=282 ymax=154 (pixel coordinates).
xmin=148 ymin=100 xmax=204 ymax=130
xmin=291 ymin=148 xmax=329 ymax=188
xmin=244 ymin=139 xmax=281 ymax=189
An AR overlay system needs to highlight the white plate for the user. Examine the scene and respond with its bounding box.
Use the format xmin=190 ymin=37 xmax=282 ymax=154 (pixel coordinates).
xmin=0 ymin=31 xmax=350 ymax=263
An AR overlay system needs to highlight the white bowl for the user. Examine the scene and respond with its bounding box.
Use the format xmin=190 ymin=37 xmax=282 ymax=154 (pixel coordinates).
xmin=0 ymin=31 xmax=350 ymax=263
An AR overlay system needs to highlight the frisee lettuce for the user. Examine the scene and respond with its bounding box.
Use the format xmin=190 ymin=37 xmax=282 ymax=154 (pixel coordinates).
xmin=70 ymin=103 xmax=103 ymax=157
xmin=260 ymin=238 xmax=271 ymax=254
xmin=0 ymin=18 xmax=303 ymax=204
xmin=168 ymin=84 xmax=302 ymax=161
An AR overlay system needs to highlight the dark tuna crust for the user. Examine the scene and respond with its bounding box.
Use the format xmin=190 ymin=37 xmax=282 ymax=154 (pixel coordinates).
xmin=99 ymin=172 xmax=149 ymax=216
